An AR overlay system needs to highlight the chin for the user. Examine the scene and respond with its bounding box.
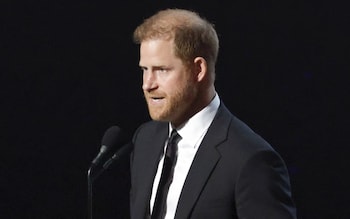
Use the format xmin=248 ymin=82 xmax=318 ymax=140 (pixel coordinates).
xmin=150 ymin=114 xmax=173 ymax=123
xmin=149 ymin=113 xmax=166 ymax=121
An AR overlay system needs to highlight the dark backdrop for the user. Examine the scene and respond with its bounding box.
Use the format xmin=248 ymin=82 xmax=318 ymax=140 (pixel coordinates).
xmin=2 ymin=0 xmax=349 ymax=218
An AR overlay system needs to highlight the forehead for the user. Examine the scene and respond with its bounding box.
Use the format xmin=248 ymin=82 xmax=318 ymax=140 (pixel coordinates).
xmin=140 ymin=39 xmax=174 ymax=54
xmin=139 ymin=39 xmax=180 ymax=65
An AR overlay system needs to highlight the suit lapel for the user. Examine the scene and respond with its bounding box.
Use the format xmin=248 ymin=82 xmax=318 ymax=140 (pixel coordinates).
xmin=174 ymin=104 xmax=232 ymax=219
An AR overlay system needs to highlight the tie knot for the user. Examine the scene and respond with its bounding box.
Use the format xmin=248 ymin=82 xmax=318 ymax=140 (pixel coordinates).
xmin=168 ymin=129 xmax=180 ymax=143
xmin=165 ymin=129 xmax=180 ymax=159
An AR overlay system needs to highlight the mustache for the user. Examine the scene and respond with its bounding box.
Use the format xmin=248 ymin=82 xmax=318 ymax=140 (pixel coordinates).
xmin=143 ymin=91 xmax=166 ymax=98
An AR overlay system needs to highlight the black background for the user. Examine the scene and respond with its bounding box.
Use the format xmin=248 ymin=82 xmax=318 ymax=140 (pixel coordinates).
xmin=2 ymin=0 xmax=349 ymax=218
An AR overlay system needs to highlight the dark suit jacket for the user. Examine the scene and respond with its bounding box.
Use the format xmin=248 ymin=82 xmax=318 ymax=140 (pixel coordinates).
xmin=130 ymin=103 xmax=297 ymax=219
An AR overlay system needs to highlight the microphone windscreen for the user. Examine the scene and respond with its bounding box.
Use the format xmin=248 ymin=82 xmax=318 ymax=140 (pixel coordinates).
xmin=101 ymin=126 xmax=122 ymax=148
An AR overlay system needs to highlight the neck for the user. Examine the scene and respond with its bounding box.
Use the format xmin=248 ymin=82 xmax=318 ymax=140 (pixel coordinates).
xmin=172 ymin=86 xmax=216 ymax=128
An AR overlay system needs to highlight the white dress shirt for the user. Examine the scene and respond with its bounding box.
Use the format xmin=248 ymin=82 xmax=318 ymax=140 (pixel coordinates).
xmin=150 ymin=94 xmax=220 ymax=218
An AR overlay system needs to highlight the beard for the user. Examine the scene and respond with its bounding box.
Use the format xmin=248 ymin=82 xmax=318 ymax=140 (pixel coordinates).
xmin=144 ymin=80 xmax=198 ymax=125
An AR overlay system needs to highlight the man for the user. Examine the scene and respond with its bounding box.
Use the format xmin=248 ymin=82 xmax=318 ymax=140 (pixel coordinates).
xmin=130 ymin=8 xmax=297 ymax=219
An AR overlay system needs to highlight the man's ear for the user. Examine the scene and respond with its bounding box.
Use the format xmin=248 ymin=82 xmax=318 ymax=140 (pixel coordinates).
xmin=193 ymin=57 xmax=207 ymax=82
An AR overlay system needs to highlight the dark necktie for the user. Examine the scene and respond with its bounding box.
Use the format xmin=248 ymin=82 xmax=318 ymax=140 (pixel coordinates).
xmin=151 ymin=129 xmax=180 ymax=219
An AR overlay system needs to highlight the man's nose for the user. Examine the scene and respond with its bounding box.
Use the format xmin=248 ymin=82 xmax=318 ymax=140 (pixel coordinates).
xmin=142 ymin=72 xmax=158 ymax=91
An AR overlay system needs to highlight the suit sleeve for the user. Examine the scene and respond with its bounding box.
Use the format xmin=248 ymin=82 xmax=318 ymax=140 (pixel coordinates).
xmin=235 ymin=150 xmax=297 ymax=219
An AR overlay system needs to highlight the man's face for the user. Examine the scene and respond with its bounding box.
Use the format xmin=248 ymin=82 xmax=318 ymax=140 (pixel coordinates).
xmin=139 ymin=39 xmax=198 ymax=126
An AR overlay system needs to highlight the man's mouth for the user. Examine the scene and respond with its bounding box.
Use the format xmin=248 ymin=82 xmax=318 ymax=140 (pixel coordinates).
xmin=151 ymin=97 xmax=163 ymax=100
xmin=150 ymin=97 xmax=164 ymax=103
xmin=145 ymin=93 xmax=165 ymax=103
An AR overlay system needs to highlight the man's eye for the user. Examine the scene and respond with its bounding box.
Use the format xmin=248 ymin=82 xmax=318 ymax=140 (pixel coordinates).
xmin=157 ymin=68 xmax=168 ymax=73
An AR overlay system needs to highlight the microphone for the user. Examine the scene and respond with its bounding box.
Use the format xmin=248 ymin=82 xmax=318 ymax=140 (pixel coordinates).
xmin=103 ymin=141 xmax=133 ymax=169
xmin=91 ymin=126 xmax=123 ymax=167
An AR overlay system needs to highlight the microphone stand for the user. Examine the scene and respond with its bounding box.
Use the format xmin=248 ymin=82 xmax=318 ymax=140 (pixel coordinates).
xmin=87 ymin=165 xmax=97 ymax=219
xmin=87 ymin=166 xmax=94 ymax=219
xmin=87 ymin=164 xmax=109 ymax=219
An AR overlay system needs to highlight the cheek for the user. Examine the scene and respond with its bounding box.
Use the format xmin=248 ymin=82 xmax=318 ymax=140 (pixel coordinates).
xmin=170 ymin=79 xmax=187 ymax=94
xmin=163 ymin=70 xmax=195 ymax=96
xmin=176 ymin=79 xmax=197 ymax=101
